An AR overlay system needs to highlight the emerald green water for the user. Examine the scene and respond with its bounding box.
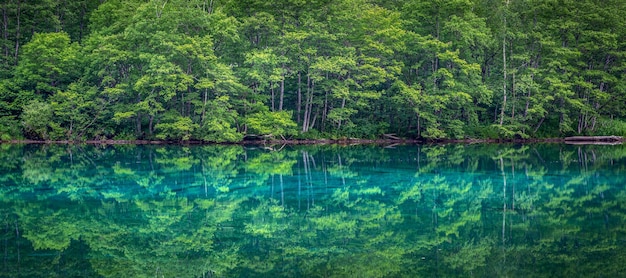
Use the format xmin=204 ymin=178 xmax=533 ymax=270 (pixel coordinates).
xmin=1 ymin=144 xmax=626 ymax=277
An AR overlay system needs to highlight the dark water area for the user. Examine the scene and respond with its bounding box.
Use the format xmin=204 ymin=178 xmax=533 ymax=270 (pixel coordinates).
xmin=1 ymin=143 xmax=626 ymax=277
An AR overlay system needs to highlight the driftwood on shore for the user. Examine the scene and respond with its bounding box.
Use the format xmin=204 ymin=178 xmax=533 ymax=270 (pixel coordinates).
xmin=564 ymin=136 xmax=623 ymax=144
xmin=382 ymin=133 xmax=401 ymax=140
xmin=564 ymin=141 xmax=623 ymax=145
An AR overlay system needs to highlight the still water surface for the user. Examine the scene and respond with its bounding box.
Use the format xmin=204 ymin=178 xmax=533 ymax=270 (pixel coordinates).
xmin=1 ymin=143 xmax=626 ymax=277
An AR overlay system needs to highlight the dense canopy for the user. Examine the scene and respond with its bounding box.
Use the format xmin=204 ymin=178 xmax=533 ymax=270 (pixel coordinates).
xmin=1 ymin=0 xmax=625 ymax=142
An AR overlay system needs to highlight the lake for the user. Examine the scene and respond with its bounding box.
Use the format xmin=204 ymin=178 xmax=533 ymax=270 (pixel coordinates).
xmin=1 ymin=143 xmax=626 ymax=277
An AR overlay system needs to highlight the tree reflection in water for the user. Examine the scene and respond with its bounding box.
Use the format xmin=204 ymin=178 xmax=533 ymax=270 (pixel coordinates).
xmin=1 ymin=143 xmax=626 ymax=277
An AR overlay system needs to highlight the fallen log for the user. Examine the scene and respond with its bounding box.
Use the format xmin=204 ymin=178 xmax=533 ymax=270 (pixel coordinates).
xmin=564 ymin=136 xmax=623 ymax=142
xmin=565 ymin=141 xmax=623 ymax=145
xmin=382 ymin=133 xmax=401 ymax=140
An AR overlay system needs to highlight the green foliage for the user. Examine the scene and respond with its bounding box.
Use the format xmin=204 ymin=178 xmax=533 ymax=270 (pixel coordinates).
xmin=112 ymin=131 xmax=138 ymax=141
xmin=0 ymin=0 xmax=625 ymax=141
xmin=296 ymin=129 xmax=322 ymax=140
xmin=593 ymin=119 xmax=626 ymax=137
xmin=21 ymin=100 xmax=54 ymax=140
xmin=155 ymin=111 xmax=198 ymax=141
xmin=14 ymin=32 xmax=81 ymax=96
xmin=327 ymin=107 xmax=357 ymax=129
xmin=246 ymin=110 xmax=298 ymax=139
xmin=0 ymin=116 xmax=22 ymax=140
xmin=352 ymin=121 xmax=390 ymax=139
xmin=50 ymin=81 xmax=105 ymax=141
xmin=490 ymin=124 xmax=531 ymax=139
xmin=195 ymin=97 xmax=244 ymax=143
xmin=423 ymin=125 xmax=447 ymax=140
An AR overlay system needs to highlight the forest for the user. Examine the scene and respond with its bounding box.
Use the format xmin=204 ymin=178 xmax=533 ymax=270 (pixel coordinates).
xmin=1 ymin=0 xmax=625 ymax=142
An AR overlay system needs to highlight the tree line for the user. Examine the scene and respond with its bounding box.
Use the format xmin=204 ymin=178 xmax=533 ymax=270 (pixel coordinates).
xmin=1 ymin=0 xmax=625 ymax=142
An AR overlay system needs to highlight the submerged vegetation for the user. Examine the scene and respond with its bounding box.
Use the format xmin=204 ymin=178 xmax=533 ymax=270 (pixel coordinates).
xmin=1 ymin=0 xmax=626 ymax=142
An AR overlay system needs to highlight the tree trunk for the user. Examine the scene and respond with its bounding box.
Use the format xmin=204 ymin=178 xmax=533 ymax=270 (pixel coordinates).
xmin=511 ymin=72 xmax=516 ymax=122
xmin=417 ymin=113 xmax=421 ymax=138
xmin=181 ymin=89 xmax=185 ymax=115
xmin=136 ymin=113 xmax=142 ymax=136
xmin=187 ymin=99 xmax=191 ymax=118
xmin=577 ymin=113 xmax=583 ymax=134
xmin=279 ymin=64 xmax=285 ymax=111
xmin=149 ymin=115 xmax=154 ymax=136
xmin=338 ymin=97 xmax=346 ymax=129
xmin=499 ymin=0 xmax=508 ymax=126
xmin=432 ymin=56 xmax=439 ymax=91
xmin=303 ymin=73 xmax=315 ymax=133
xmin=271 ymin=81 xmax=276 ymax=111
xmin=533 ymin=116 xmax=544 ymax=133
xmin=523 ymin=74 xmax=533 ymax=118
xmin=591 ymin=102 xmax=599 ymax=131
xmin=297 ymin=71 xmax=302 ymax=124
xmin=14 ymin=0 xmax=20 ymax=64
xmin=308 ymin=80 xmax=315 ymax=131
xmin=202 ymin=87 xmax=208 ymax=122
xmin=559 ymin=98 xmax=565 ymax=132
xmin=2 ymin=2 xmax=8 ymax=60
xmin=310 ymin=106 xmax=318 ymax=131
xmin=302 ymin=73 xmax=310 ymax=132
xmin=322 ymin=90 xmax=328 ymax=131
xmin=68 ymin=119 xmax=73 ymax=140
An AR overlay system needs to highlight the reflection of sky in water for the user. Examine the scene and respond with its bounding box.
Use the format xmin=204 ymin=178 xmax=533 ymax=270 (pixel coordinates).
xmin=1 ymin=144 xmax=626 ymax=277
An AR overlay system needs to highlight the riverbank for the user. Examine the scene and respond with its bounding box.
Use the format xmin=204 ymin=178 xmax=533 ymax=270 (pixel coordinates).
xmin=2 ymin=136 xmax=623 ymax=145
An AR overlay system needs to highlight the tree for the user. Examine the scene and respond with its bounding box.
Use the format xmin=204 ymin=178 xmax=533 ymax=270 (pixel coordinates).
xmin=49 ymin=81 xmax=109 ymax=140
xmin=246 ymin=109 xmax=298 ymax=139
xmin=14 ymin=32 xmax=80 ymax=96
xmin=21 ymin=99 xmax=54 ymax=139
xmin=194 ymin=96 xmax=243 ymax=143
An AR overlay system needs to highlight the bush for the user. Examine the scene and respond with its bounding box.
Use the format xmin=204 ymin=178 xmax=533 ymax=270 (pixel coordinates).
xmin=0 ymin=116 xmax=22 ymax=141
xmin=21 ymin=100 xmax=53 ymax=140
xmin=196 ymin=117 xmax=243 ymax=143
xmin=155 ymin=112 xmax=198 ymax=141
xmin=246 ymin=110 xmax=298 ymax=139
xmin=194 ymin=96 xmax=243 ymax=143
xmin=466 ymin=125 xmax=499 ymax=139
xmin=594 ymin=118 xmax=626 ymax=137
xmin=296 ymin=129 xmax=321 ymax=140
xmin=112 ymin=131 xmax=137 ymax=141
xmin=344 ymin=121 xmax=389 ymax=139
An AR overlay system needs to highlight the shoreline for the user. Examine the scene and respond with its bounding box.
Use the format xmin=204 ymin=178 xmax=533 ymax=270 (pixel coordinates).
xmin=1 ymin=136 xmax=621 ymax=145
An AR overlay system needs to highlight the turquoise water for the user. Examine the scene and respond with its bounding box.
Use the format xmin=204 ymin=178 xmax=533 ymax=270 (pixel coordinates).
xmin=1 ymin=143 xmax=626 ymax=277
